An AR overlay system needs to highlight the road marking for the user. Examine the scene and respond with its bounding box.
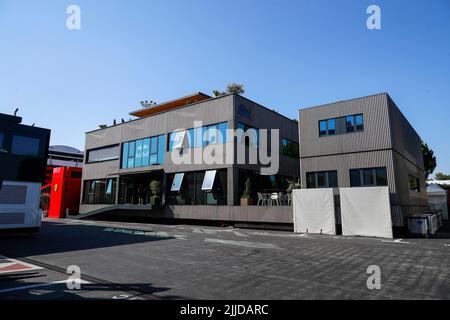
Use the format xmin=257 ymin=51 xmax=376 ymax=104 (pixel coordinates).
xmin=204 ymin=238 xmax=282 ymax=250
xmin=0 ymin=279 xmax=90 ymax=294
xmin=381 ymin=239 xmax=411 ymax=244
xmin=0 ymin=256 xmax=43 ymax=275
xmin=444 ymin=244 xmax=450 ymax=247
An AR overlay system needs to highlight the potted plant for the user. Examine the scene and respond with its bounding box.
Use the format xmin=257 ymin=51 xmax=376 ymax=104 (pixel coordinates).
xmin=240 ymin=177 xmax=254 ymax=206
xmin=286 ymin=178 xmax=301 ymax=193
xmin=149 ymin=180 xmax=162 ymax=206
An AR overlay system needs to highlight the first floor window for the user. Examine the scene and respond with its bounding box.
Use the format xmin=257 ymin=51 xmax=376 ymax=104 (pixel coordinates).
xmin=202 ymin=170 xmax=217 ymax=190
xmin=409 ymin=174 xmax=420 ymax=192
xmin=306 ymin=171 xmax=338 ymax=188
xmin=171 ymin=173 xmax=185 ymax=192
xmin=122 ymin=135 xmax=165 ymax=169
xmin=349 ymin=167 xmax=387 ymax=187
xmin=83 ymin=178 xmax=117 ymax=204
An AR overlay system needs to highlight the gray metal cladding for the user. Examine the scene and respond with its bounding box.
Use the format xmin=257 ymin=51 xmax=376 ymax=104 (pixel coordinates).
xmin=299 ymin=93 xmax=391 ymax=158
xmin=234 ymin=95 xmax=299 ymax=143
xmin=300 ymin=149 xmax=396 ymax=193
xmin=85 ymin=94 xmax=235 ymax=150
xmin=387 ymin=97 xmax=424 ymax=170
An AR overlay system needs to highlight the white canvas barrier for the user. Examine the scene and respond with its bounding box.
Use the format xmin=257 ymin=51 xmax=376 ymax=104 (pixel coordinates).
xmin=293 ymin=189 xmax=336 ymax=235
xmin=340 ymin=187 xmax=393 ymax=239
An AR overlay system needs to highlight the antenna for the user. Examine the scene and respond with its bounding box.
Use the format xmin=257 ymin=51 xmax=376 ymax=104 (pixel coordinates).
xmin=14 ymin=108 xmax=19 ymax=116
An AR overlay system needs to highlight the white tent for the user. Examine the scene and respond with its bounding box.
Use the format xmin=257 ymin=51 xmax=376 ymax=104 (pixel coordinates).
xmin=427 ymin=184 xmax=448 ymax=220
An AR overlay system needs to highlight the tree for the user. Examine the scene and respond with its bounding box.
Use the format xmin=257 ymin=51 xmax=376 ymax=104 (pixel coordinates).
xmin=212 ymin=83 xmax=245 ymax=97
xmin=435 ymin=172 xmax=450 ymax=180
xmin=421 ymin=141 xmax=437 ymax=179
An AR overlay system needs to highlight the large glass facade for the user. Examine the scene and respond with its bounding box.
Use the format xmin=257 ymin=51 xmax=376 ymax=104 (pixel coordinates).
xmin=122 ymin=135 xmax=165 ymax=169
xmin=82 ymin=179 xmax=117 ymax=204
xmin=237 ymin=169 xmax=296 ymax=205
xmin=236 ymin=122 xmax=259 ymax=148
xmin=166 ymin=169 xmax=227 ymax=205
xmin=168 ymin=122 xmax=228 ymax=151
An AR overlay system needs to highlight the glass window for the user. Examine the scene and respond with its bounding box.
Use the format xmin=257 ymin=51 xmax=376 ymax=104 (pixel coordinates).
xmin=409 ymin=174 xmax=420 ymax=192
xmin=135 ymin=140 xmax=143 ymax=167
xmin=87 ymin=145 xmax=119 ymax=163
xmin=363 ymin=169 xmax=375 ymax=186
xmin=127 ymin=141 xmax=135 ymax=168
xmin=319 ymin=120 xmax=327 ymax=136
xmin=281 ymin=138 xmax=299 ymax=158
xmin=355 ymin=114 xmax=364 ymax=131
xmin=350 ymin=169 xmax=361 ymax=187
xmin=306 ymin=173 xmax=315 ymax=188
xmin=317 ymin=172 xmax=327 ymax=187
xmin=205 ymin=125 xmax=217 ymax=146
xmin=218 ymin=122 xmax=228 ymax=144
xmin=350 ymin=167 xmax=387 ymax=187
xmin=327 ymin=119 xmax=335 ymax=135
xmin=305 ymin=171 xmax=338 ymax=188
xmin=157 ymin=135 xmax=165 ymax=165
xmin=142 ymin=138 xmax=150 ymax=167
xmin=172 ymin=131 xmax=185 ymax=149
xmin=83 ymin=179 xmax=116 ymax=204
xmin=376 ymin=168 xmax=388 ymax=186
xmin=202 ymin=170 xmax=217 ymax=190
xmin=11 ymin=135 xmax=40 ymax=157
xmin=328 ymin=171 xmax=338 ymax=187
xmin=171 ymin=173 xmax=185 ymax=192
xmin=346 ymin=115 xmax=355 ymax=133
xmin=122 ymin=143 xmax=129 ymax=168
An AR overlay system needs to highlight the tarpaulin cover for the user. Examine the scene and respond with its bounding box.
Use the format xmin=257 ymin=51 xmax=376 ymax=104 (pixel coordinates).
xmin=340 ymin=187 xmax=393 ymax=239
xmin=293 ymin=189 xmax=336 ymax=235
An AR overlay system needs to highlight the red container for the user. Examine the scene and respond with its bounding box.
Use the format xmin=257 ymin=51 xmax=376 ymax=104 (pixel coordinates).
xmin=48 ymin=167 xmax=82 ymax=218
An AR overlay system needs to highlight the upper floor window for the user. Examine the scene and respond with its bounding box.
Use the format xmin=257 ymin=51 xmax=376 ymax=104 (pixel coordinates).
xmin=319 ymin=113 xmax=364 ymax=137
xmin=168 ymin=122 xmax=228 ymax=151
xmin=350 ymin=167 xmax=387 ymax=187
xmin=281 ymin=138 xmax=299 ymax=158
xmin=122 ymin=135 xmax=165 ymax=169
xmin=237 ymin=122 xmax=259 ymax=148
xmin=86 ymin=145 xmax=119 ymax=163
xmin=11 ymin=135 xmax=41 ymax=157
xmin=306 ymin=170 xmax=338 ymax=188
xmin=409 ymin=174 xmax=420 ymax=192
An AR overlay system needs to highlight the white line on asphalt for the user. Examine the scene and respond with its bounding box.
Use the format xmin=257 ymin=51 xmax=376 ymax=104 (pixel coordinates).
xmin=0 ymin=279 xmax=90 ymax=294
xmin=204 ymin=238 xmax=282 ymax=250
xmin=381 ymin=239 xmax=411 ymax=244
xmin=444 ymin=244 xmax=450 ymax=247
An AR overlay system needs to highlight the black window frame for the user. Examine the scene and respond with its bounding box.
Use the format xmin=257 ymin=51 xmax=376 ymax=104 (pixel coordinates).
xmin=349 ymin=167 xmax=388 ymax=187
xmin=86 ymin=144 xmax=120 ymax=164
xmin=319 ymin=113 xmax=364 ymax=137
xmin=305 ymin=170 xmax=338 ymax=189
xmin=408 ymin=174 xmax=420 ymax=192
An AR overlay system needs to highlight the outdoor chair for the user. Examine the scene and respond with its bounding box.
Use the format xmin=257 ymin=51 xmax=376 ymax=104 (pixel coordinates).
xmin=257 ymin=192 xmax=268 ymax=206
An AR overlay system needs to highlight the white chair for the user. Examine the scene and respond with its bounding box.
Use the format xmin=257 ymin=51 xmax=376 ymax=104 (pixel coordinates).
xmin=257 ymin=192 xmax=268 ymax=206
xmin=270 ymin=193 xmax=280 ymax=206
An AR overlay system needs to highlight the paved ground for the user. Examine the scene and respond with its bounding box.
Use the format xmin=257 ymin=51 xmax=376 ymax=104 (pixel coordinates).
xmin=0 ymin=218 xmax=449 ymax=300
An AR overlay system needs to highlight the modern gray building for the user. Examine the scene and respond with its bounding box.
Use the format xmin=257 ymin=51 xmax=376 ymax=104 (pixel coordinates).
xmin=80 ymin=92 xmax=299 ymax=225
xmin=299 ymin=93 xmax=428 ymax=226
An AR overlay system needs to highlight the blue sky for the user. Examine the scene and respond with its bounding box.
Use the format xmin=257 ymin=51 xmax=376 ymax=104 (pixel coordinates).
xmin=0 ymin=0 xmax=449 ymax=174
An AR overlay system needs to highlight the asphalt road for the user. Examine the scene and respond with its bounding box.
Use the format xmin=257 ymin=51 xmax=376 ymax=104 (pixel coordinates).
xmin=0 ymin=218 xmax=449 ymax=300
